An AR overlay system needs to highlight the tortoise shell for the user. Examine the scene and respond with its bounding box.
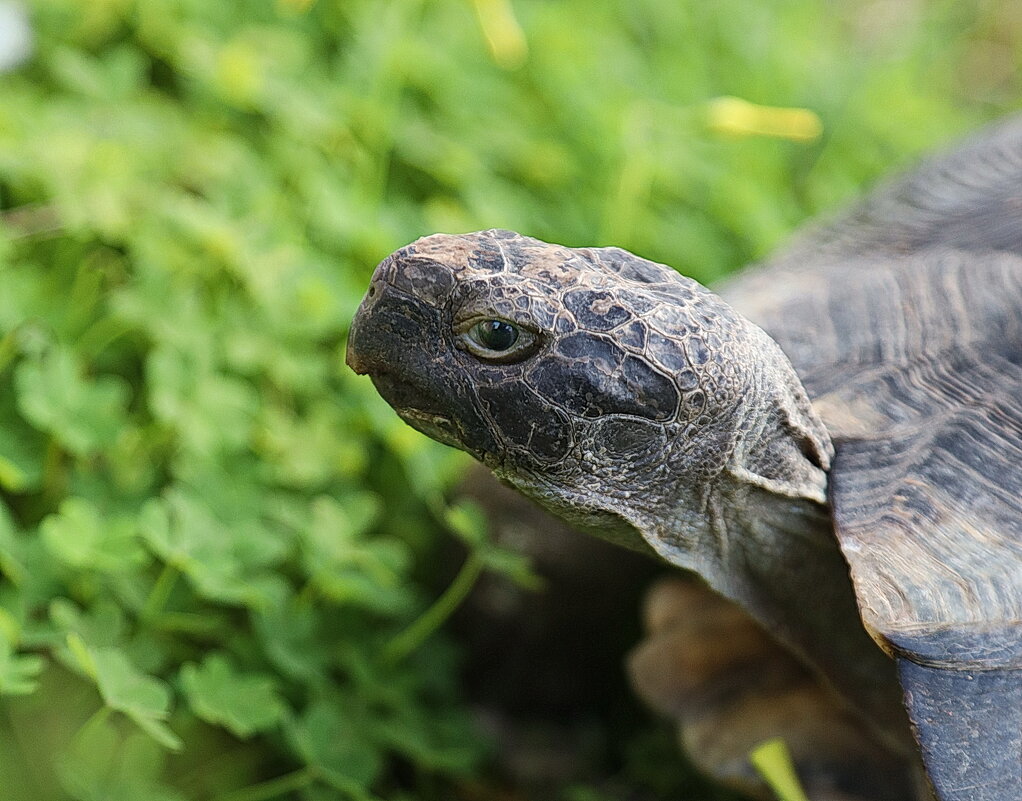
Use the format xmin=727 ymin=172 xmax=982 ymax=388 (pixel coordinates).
xmin=347 ymin=117 xmax=1022 ymax=800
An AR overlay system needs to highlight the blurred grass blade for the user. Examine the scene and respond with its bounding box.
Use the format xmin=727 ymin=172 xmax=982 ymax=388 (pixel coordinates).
xmin=750 ymin=738 xmax=811 ymax=801
xmin=706 ymin=96 xmax=823 ymax=142
xmin=471 ymin=0 xmax=528 ymax=69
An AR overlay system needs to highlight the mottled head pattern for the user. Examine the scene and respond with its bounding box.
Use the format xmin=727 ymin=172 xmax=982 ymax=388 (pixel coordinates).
xmin=347 ymin=230 xmax=829 ymax=546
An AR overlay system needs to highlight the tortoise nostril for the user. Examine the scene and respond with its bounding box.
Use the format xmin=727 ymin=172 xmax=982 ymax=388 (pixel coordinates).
xmin=368 ymin=284 xmax=377 ymax=298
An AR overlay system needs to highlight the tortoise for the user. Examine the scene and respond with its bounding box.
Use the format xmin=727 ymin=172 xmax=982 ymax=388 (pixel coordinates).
xmin=345 ymin=117 xmax=1022 ymax=800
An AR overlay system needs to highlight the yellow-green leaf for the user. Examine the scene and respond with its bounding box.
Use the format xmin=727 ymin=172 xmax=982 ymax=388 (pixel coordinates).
xmin=750 ymin=738 xmax=811 ymax=801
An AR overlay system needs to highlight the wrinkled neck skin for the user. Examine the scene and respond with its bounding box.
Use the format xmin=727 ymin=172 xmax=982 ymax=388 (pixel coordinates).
xmin=653 ymin=476 xmax=912 ymax=754
xmin=660 ymin=339 xmax=913 ymax=753
xmin=502 ymin=429 xmax=913 ymax=754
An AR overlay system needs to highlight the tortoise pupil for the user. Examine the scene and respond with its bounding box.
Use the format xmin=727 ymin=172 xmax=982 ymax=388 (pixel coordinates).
xmin=474 ymin=320 xmax=518 ymax=351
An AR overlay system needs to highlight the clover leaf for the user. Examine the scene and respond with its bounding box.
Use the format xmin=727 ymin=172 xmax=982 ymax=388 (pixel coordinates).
xmin=80 ymin=645 xmax=182 ymax=751
xmin=180 ymin=653 xmax=284 ymax=738
xmin=14 ymin=347 xmax=129 ymax=456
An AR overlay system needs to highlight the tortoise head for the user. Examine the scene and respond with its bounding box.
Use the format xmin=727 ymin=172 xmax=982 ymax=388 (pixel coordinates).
xmin=347 ymin=230 xmax=830 ymax=551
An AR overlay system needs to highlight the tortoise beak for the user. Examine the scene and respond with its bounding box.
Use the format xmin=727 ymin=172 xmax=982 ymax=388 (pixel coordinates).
xmin=346 ymin=260 xmax=504 ymax=461
xmin=347 ymin=333 xmax=490 ymax=458
xmin=344 ymin=328 xmax=369 ymax=376
xmin=346 ymin=276 xmax=385 ymax=377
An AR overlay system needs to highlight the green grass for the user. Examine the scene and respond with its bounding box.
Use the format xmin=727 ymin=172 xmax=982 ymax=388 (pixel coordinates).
xmin=751 ymin=739 xmax=811 ymax=801
xmin=0 ymin=0 xmax=1018 ymax=799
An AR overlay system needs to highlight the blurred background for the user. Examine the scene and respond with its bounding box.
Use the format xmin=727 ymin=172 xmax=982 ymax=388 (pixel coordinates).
xmin=0 ymin=1 xmax=1018 ymax=799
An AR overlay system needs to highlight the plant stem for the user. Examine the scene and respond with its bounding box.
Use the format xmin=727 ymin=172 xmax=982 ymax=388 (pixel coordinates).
xmin=215 ymin=766 xmax=318 ymax=801
xmin=141 ymin=562 xmax=178 ymax=621
xmin=384 ymin=550 xmax=484 ymax=663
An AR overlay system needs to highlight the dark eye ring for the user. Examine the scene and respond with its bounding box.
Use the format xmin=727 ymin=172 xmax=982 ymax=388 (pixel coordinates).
xmin=457 ymin=317 xmax=539 ymax=363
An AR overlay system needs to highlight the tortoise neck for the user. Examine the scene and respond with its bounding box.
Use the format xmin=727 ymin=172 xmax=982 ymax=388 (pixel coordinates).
xmin=653 ymin=480 xmax=912 ymax=752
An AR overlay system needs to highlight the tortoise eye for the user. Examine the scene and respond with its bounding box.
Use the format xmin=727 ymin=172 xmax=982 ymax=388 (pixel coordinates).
xmin=457 ymin=317 xmax=539 ymax=363
xmin=469 ymin=319 xmax=519 ymax=351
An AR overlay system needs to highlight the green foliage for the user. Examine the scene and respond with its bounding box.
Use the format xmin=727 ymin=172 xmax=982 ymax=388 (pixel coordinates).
xmin=0 ymin=625 xmax=44 ymax=694
xmin=57 ymin=713 xmax=185 ymax=801
xmin=180 ymin=653 xmax=285 ymax=738
xmin=0 ymin=0 xmax=1018 ymax=799
xmin=750 ymin=739 xmax=811 ymax=801
xmin=85 ymin=643 xmax=183 ymax=750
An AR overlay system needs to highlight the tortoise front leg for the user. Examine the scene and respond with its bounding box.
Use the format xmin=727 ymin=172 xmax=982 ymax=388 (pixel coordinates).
xmin=627 ymin=578 xmax=923 ymax=801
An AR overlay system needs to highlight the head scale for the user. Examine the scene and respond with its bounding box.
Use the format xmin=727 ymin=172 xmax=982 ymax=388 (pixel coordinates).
xmin=347 ymin=230 xmax=829 ymax=553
